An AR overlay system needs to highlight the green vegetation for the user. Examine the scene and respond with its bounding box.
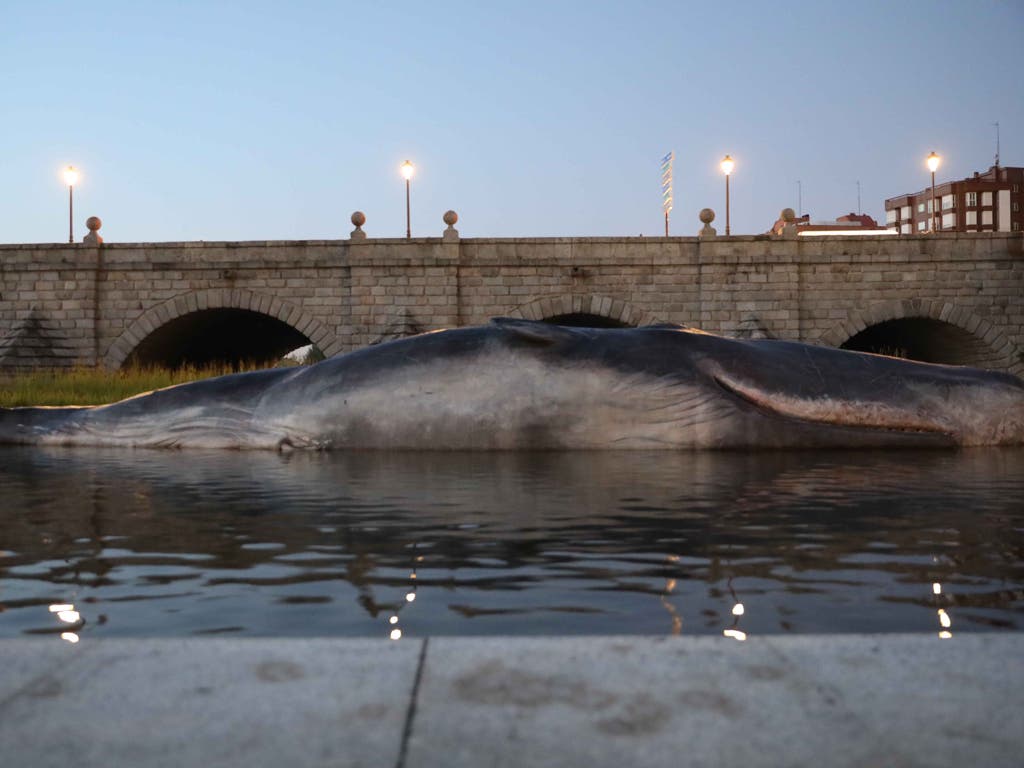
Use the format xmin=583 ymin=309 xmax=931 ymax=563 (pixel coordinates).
xmin=0 ymin=364 xmax=264 ymax=407
xmin=873 ymin=346 xmax=909 ymax=360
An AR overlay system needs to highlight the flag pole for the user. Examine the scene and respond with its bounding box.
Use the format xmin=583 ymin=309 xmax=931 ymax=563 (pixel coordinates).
xmin=660 ymin=151 xmax=674 ymax=238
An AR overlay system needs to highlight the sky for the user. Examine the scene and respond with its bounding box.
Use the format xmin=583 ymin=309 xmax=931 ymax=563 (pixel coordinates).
xmin=2 ymin=0 xmax=1023 ymax=243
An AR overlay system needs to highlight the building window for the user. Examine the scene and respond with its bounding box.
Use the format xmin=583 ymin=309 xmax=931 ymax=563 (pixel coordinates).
xmin=901 ymin=205 xmax=911 ymax=218
xmin=917 ymin=220 xmax=927 ymax=231
xmin=966 ymin=191 xmax=977 ymax=207
xmin=1014 ymin=202 xmax=1020 ymax=213
xmin=886 ymin=209 xmax=897 ymax=224
xmin=982 ymin=191 xmax=993 ymax=206
xmin=966 ymin=211 xmax=977 ymax=225
xmin=983 ymin=210 xmax=993 ymax=226
xmin=1013 ymin=184 xmax=1020 ymax=193
xmin=942 ymin=194 xmax=954 ymax=210
xmin=1014 ymin=222 xmax=1021 ymax=232
xmin=917 ymin=202 xmax=925 ymax=213
xmin=942 ymin=212 xmax=956 ymax=229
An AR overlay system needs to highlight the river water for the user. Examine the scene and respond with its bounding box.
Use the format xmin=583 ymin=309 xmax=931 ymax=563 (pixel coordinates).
xmin=1 ymin=446 xmax=1022 ymax=642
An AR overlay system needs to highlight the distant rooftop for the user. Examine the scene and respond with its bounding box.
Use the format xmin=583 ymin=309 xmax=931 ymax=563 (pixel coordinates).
xmin=769 ymin=212 xmax=890 ymax=237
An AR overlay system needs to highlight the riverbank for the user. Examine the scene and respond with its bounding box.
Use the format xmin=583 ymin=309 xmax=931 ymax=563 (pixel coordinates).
xmin=1 ymin=633 xmax=1019 ymax=767
xmin=0 ymin=364 xmax=266 ymax=407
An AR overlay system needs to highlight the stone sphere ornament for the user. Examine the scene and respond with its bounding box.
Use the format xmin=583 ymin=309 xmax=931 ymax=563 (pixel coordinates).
xmin=350 ymin=211 xmax=367 ymax=240
xmin=442 ymin=210 xmax=460 ymax=242
xmin=777 ymin=208 xmax=800 ymax=238
xmin=83 ymin=216 xmax=103 ymax=245
xmin=698 ymin=208 xmax=717 ymax=238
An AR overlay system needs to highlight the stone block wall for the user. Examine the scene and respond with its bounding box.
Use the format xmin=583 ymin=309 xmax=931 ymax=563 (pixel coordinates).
xmin=1 ymin=233 xmax=1021 ymax=375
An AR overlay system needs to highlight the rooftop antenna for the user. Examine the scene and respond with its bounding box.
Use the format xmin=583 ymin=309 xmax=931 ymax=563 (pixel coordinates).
xmin=797 ymin=180 xmax=802 ymax=217
xmin=993 ymin=121 xmax=1000 ymax=167
xmin=857 ymin=180 xmax=862 ymax=215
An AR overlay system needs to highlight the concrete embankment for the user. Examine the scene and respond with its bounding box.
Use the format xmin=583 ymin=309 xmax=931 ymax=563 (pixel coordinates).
xmin=1 ymin=633 xmax=1020 ymax=767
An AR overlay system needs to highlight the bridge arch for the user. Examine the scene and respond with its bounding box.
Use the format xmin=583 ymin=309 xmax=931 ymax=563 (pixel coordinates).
xmin=508 ymin=294 xmax=661 ymax=328
xmin=104 ymin=289 xmax=341 ymax=370
xmin=819 ymin=299 xmax=1023 ymax=375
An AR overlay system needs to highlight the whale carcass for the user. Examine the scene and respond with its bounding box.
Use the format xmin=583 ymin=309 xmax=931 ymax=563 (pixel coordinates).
xmin=1 ymin=318 xmax=1022 ymax=450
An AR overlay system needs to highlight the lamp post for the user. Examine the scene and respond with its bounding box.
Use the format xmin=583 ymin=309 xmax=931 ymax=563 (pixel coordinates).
xmin=400 ymin=160 xmax=415 ymax=239
xmin=63 ymin=166 xmax=79 ymax=243
xmin=720 ymin=155 xmax=735 ymax=235
xmin=926 ymin=151 xmax=940 ymax=233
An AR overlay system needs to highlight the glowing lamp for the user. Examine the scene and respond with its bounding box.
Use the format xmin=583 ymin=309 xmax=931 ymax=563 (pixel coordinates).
xmin=720 ymin=155 xmax=735 ymax=235
xmin=401 ymin=160 xmax=415 ymax=238
xmin=926 ymin=152 xmax=941 ymax=232
xmin=62 ymin=166 xmax=79 ymax=242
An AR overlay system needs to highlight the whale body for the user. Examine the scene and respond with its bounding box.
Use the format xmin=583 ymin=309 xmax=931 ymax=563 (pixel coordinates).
xmin=1 ymin=318 xmax=1022 ymax=450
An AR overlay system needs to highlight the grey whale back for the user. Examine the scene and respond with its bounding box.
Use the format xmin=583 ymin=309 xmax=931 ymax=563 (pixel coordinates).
xmin=1 ymin=318 xmax=1022 ymax=450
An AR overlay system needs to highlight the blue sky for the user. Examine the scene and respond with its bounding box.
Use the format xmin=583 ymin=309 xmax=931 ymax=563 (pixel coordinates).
xmin=3 ymin=1 xmax=1022 ymax=242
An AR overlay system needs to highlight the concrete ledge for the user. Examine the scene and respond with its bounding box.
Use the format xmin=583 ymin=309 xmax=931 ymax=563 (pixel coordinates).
xmin=1 ymin=634 xmax=1020 ymax=767
xmin=0 ymin=638 xmax=420 ymax=768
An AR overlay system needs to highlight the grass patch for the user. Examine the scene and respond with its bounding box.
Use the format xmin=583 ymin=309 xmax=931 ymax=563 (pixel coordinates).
xmin=0 ymin=364 xmax=266 ymax=407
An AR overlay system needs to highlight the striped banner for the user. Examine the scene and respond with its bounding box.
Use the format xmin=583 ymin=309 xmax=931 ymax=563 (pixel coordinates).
xmin=660 ymin=151 xmax=673 ymax=213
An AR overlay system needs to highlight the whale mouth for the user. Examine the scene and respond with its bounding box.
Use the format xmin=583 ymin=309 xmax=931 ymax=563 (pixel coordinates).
xmin=711 ymin=374 xmax=954 ymax=437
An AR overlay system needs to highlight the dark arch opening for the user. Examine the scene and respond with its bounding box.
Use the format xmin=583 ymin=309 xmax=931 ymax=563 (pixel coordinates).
xmin=544 ymin=313 xmax=631 ymax=328
xmin=124 ymin=309 xmax=311 ymax=370
xmin=840 ymin=317 xmax=997 ymax=368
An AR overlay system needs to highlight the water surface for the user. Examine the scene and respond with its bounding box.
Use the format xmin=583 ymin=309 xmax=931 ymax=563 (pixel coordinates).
xmin=1 ymin=447 xmax=1022 ymax=641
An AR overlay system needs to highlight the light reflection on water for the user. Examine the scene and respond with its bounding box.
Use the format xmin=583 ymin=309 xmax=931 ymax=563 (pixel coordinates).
xmin=1 ymin=446 xmax=1022 ymax=642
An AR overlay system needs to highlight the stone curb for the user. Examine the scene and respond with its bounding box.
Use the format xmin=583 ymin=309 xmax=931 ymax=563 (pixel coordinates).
xmin=1 ymin=633 xmax=1020 ymax=767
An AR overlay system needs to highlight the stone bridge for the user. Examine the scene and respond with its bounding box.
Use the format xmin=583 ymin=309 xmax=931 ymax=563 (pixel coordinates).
xmin=1 ymin=232 xmax=1022 ymax=376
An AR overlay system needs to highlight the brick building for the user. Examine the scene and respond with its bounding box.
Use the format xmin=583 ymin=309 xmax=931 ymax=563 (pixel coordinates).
xmin=885 ymin=164 xmax=1024 ymax=234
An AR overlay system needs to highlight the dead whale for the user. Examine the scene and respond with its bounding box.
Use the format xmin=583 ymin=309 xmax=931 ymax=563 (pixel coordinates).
xmin=1 ymin=318 xmax=1022 ymax=450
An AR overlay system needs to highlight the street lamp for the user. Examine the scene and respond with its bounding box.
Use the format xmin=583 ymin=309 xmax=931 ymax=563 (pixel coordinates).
xmin=926 ymin=152 xmax=940 ymax=233
xmin=720 ymin=155 xmax=735 ymax=235
xmin=400 ymin=160 xmax=415 ymax=239
xmin=63 ymin=166 xmax=79 ymax=243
